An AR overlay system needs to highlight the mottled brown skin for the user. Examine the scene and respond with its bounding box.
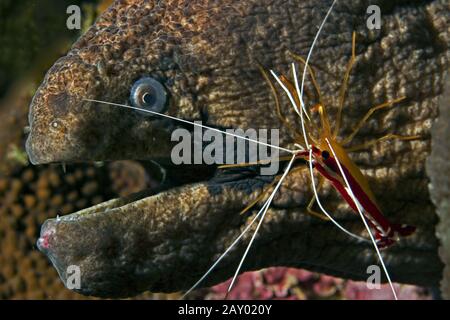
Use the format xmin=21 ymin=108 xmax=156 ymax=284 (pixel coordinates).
xmin=27 ymin=0 xmax=449 ymax=297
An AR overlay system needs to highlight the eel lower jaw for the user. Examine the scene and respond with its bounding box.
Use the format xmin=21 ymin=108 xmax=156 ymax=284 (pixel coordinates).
xmin=49 ymin=188 xmax=156 ymax=221
xmin=34 ymin=158 xmax=247 ymax=297
xmin=36 ymin=185 xmax=169 ymax=251
xmin=36 ymin=161 xmax=219 ymax=253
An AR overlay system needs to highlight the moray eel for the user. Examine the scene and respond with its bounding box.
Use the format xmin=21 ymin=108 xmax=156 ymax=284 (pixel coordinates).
xmin=26 ymin=0 xmax=449 ymax=298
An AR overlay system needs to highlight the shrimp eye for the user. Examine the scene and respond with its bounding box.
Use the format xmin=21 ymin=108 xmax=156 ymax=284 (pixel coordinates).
xmin=321 ymin=150 xmax=330 ymax=160
xmin=130 ymin=77 xmax=167 ymax=114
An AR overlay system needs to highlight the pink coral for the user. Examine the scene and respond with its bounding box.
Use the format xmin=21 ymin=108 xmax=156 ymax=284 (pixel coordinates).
xmin=205 ymin=267 xmax=432 ymax=300
xmin=344 ymin=281 xmax=431 ymax=300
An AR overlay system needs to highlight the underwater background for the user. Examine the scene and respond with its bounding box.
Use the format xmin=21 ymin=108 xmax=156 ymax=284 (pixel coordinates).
xmin=0 ymin=0 xmax=434 ymax=300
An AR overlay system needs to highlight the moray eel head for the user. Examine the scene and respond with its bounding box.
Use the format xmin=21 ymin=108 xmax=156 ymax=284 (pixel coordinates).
xmin=26 ymin=49 xmax=185 ymax=164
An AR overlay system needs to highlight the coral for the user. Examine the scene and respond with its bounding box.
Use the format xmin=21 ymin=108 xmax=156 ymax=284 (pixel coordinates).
xmin=205 ymin=268 xmax=432 ymax=300
xmin=344 ymin=281 xmax=431 ymax=300
xmin=0 ymin=164 xmax=113 ymax=299
xmin=0 ymin=159 xmax=175 ymax=299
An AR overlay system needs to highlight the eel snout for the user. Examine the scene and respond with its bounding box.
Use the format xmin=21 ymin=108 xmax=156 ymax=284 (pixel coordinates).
xmin=26 ymin=54 xmax=177 ymax=165
xmin=25 ymin=55 xmax=104 ymax=164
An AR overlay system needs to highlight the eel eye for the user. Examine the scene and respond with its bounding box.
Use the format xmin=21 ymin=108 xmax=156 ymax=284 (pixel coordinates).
xmin=321 ymin=150 xmax=330 ymax=160
xmin=130 ymin=77 xmax=167 ymax=114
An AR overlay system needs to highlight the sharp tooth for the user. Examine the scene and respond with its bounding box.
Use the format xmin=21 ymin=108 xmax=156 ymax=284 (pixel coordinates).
xmin=61 ymin=163 xmax=67 ymax=173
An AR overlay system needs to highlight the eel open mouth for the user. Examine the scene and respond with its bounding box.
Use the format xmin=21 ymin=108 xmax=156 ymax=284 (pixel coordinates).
xmin=32 ymin=162 xmax=245 ymax=297
xmin=35 ymin=161 xmax=220 ymax=225
xmin=28 ymin=134 xmax=292 ymax=298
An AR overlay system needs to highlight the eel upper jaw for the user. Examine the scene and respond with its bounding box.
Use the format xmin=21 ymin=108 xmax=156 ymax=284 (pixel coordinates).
xmin=25 ymin=93 xmax=179 ymax=165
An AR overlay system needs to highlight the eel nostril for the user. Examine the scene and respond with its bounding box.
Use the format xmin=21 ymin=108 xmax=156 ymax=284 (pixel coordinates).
xmin=37 ymin=219 xmax=58 ymax=252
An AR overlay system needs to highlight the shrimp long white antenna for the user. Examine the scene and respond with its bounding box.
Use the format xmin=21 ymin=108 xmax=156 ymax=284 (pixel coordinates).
xmin=270 ymin=70 xmax=310 ymax=148
xmin=298 ymin=0 xmax=338 ymax=105
xmin=307 ymin=148 xmax=369 ymax=243
xmin=325 ymin=138 xmax=398 ymax=300
xmin=83 ymin=98 xmax=296 ymax=154
xmin=291 ymin=63 xmax=312 ymax=120
xmin=227 ymin=154 xmax=297 ymax=293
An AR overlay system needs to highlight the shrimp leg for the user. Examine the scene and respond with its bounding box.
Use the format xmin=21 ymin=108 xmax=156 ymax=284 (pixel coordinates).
xmin=345 ymin=133 xmax=421 ymax=152
xmin=341 ymin=96 xmax=407 ymax=145
xmin=334 ymin=32 xmax=357 ymax=137
xmin=218 ymin=155 xmax=294 ymax=169
xmin=240 ymin=165 xmax=307 ymax=215
xmin=258 ymin=64 xmax=305 ymax=140
xmin=306 ymin=176 xmax=330 ymax=221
